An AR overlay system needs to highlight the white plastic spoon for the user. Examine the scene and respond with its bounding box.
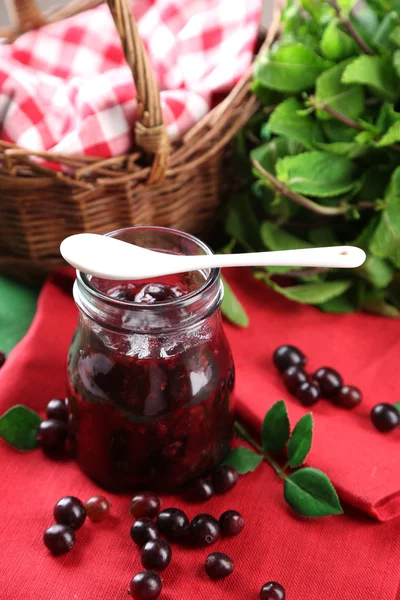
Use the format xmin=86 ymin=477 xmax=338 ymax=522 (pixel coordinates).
xmin=60 ymin=233 xmax=366 ymax=280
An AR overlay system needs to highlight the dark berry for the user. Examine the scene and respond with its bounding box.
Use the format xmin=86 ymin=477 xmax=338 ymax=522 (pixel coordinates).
xmin=282 ymin=366 xmax=308 ymax=394
xmin=0 ymin=352 xmax=6 ymax=368
xmin=128 ymin=571 xmax=162 ymax=600
xmin=260 ymin=582 xmax=286 ymax=600
xmin=141 ymin=539 xmax=171 ymax=571
xmin=54 ymin=496 xmax=86 ymax=530
xmin=43 ymin=524 xmax=75 ymax=555
xmin=297 ymin=381 xmax=320 ymax=406
xmin=219 ymin=510 xmax=245 ymax=537
xmin=130 ymin=518 xmax=159 ymax=547
xmin=156 ymin=508 xmax=189 ymax=542
xmin=205 ymin=552 xmax=234 ymax=580
xmin=313 ymin=367 xmax=342 ymax=399
xmin=184 ymin=478 xmax=214 ymax=502
xmin=190 ymin=514 xmax=221 ymax=547
xmin=46 ymin=398 xmax=69 ymax=423
xmin=371 ymin=403 xmax=400 ymax=432
xmin=134 ymin=283 xmax=179 ymax=304
xmin=36 ymin=419 xmax=68 ymax=450
xmin=130 ymin=493 xmax=161 ymax=519
xmin=85 ymin=496 xmax=111 ymax=522
xmin=335 ymin=385 xmax=362 ymax=409
xmin=211 ymin=466 xmax=239 ymax=494
xmin=273 ymin=345 xmax=306 ymax=373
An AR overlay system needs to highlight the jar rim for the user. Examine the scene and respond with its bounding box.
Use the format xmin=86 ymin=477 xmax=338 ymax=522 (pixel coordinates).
xmin=77 ymin=226 xmax=220 ymax=313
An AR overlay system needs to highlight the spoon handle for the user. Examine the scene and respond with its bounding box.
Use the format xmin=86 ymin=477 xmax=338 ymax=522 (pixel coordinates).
xmin=180 ymin=246 xmax=366 ymax=271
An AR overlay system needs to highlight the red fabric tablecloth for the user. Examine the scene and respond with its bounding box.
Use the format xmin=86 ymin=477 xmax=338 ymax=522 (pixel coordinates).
xmin=0 ymin=268 xmax=399 ymax=600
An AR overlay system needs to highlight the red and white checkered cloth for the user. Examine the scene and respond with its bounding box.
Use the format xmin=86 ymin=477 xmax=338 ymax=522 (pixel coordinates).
xmin=0 ymin=0 xmax=261 ymax=157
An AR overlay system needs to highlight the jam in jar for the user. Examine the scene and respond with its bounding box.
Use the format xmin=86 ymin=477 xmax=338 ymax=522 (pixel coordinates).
xmin=67 ymin=227 xmax=235 ymax=491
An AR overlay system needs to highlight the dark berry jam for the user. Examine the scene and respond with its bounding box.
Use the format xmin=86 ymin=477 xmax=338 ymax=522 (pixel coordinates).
xmin=67 ymin=272 xmax=235 ymax=492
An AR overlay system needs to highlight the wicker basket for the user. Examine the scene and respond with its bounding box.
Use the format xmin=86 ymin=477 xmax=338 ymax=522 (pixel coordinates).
xmin=0 ymin=0 xmax=275 ymax=282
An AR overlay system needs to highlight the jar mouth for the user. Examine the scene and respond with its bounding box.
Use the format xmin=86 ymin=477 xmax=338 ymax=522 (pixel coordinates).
xmin=77 ymin=226 xmax=220 ymax=314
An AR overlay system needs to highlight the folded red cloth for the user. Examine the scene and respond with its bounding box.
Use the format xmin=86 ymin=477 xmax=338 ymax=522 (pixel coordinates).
xmin=0 ymin=269 xmax=400 ymax=600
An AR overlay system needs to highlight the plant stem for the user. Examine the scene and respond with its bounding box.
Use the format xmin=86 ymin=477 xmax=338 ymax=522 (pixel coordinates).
xmin=309 ymin=97 xmax=400 ymax=153
xmin=252 ymin=159 xmax=348 ymax=216
xmin=326 ymin=0 xmax=375 ymax=55
xmin=309 ymin=98 xmax=363 ymax=131
xmin=234 ymin=420 xmax=287 ymax=480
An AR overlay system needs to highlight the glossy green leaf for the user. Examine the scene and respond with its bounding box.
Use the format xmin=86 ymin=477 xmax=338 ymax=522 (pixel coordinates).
xmin=320 ymin=19 xmax=357 ymax=61
xmin=221 ymin=277 xmax=249 ymax=327
xmin=261 ymin=222 xmax=313 ymax=251
xmin=223 ymin=446 xmax=263 ymax=474
xmin=316 ymin=60 xmax=364 ymax=121
xmin=342 ymin=55 xmax=399 ymax=102
xmin=255 ymin=44 xmax=332 ymax=93
xmin=268 ymin=98 xmax=323 ymax=149
xmin=358 ymin=256 xmax=394 ymax=289
xmin=376 ymin=122 xmax=400 ymax=146
xmin=394 ymin=402 xmax=400 ymax=412
xmin=251 ymin=138 xmax=305 ymax=176
xmin=276 ymin=151 xmax=356 ymax=198
xmin=270 ymin=280 xmax=352 ymax=305
xmin=318 ymin=294 xmax=356 ymax=313
xmin=261 ymin=400 xmax=290 ymax=453
xmin=370 ymin=167 xmax=400 ymax=268
xmin=0 ymin=405 xmax=42 ymax=451
xmin=288 ymin=414 xmax=313 ymax=468
xmin=284 ymin=467 xmax=343 ymax=517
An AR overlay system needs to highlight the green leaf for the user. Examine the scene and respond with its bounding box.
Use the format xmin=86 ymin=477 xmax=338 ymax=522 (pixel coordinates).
xmin=308 ymin=226 xmax=339 ymax=247
xmin=0 ymin=405 xmax=42 ymax=451
xmin=363 ymin=297 xmax=399 ymax=317
xmin=318 ymin=294 xmax=356 ymax=313
xmin=320 ymin=19 xmax=357 ymax=61
xmin=225 ymin=195 xmax=261 ymax=250
xmin=323 ymin=120 xmax=358 ymax=142
xmin=394 ymin=402 xmax=400 ymax=411
xmin=251 ymin=137 xmax=305 ymax=176
xmin=393 ymin=49 xmax=400 ymax=79
xmin=342 ymin=55 xmax=399 ymax=102
xmin=350 ymin=3 xmax=379 ymax=46
xmin=261 ymin=400 xmax=290 ymax=453
xmin=222 ymin=446 xmax=263 ymax=474
xmin=276 ymin=151 xmax=357 ymax=198
xmin=284 ymin=467 xmax=343 ymax=517
xmin=315 ymin=141 xmax=367 ymax=159
xmin=221 ymin=277 xmax=249 ymax=327
xmin=373 ymin=11 xmax=400 ymax=50
xmin=250 ymin=80 xmax=282 ymax=106
xmin=376 ymin=103 xmax=400 ymax=133
xmin=288 ymin=414 xmax=314 ymax=468
xmin=255 ymin=44 xmax=332 ymax=93
xmin=261 ymin=222 xmax=313 ymax=251
xmin=390 ymin=24 xmax=400 ymax=47
xmin=268 ymin=99 xmax=323 ymax=150
xmin=376 ymin=122 xmax=400 ymax=147
xmin=316 ymin=60 xmax=365 ymax=121
xmin=270 ymin=279 xmax=353 ymax=305
xmin=358 ymin=255 xmax=394 ymax=288
xmin=370 ymin=167 xmax=400 ymax=268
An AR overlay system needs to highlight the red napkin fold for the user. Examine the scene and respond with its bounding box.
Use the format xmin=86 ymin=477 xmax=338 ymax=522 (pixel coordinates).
xmin=0 ymin=268 xmax=400 ymax=600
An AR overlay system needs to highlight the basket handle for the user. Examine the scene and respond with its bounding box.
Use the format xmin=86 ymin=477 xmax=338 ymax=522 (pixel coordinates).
xmin=106 ymin=0 xmax=169 ymax=182
xmin=5 ymin=0 xmax=46 ymax=33
xmin=5 ymin=0 xmax=169 ymax=182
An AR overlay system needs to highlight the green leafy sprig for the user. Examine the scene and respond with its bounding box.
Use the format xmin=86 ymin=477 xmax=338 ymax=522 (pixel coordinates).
xmin=224 ymin=400 xmax=343 ymax=518
xmin=221 ymin=0 xmax=400 ymax=324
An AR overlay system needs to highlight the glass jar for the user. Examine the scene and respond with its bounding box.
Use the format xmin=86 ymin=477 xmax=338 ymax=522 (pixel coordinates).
xmin=67 ymin=227 xmax=235 ymax=491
